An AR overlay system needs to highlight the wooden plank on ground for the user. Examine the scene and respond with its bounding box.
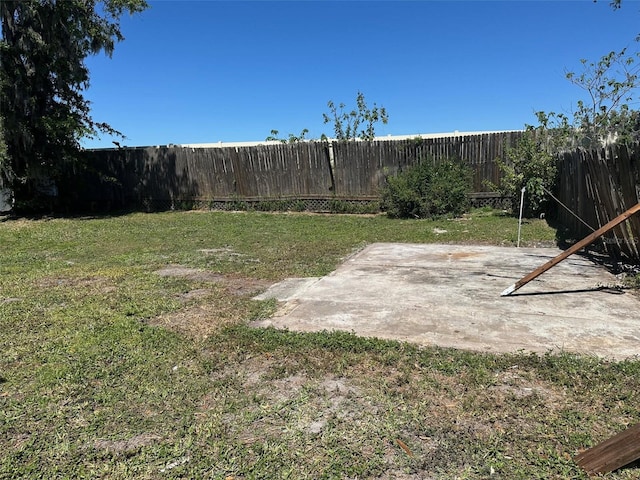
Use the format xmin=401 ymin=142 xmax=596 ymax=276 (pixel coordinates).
xmin=575 ymin=422 xmax=640 ymax=474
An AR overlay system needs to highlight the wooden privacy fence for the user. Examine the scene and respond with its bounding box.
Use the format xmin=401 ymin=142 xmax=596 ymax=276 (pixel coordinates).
xmin=81 ymin=142 xmax=333 ymax=209
xmin=331 ymin=132 xmax=520 ymax=196
xmin=555 ymin=144 xmax=640 ymax=261
xmin=80 ymin=131 xmax=524 ymax=210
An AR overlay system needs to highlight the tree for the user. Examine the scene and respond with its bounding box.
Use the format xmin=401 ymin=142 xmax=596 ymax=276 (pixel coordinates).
xmin=322 ymin=91 xmax=388 ymax=141
xmin=0 ymin=117 xmax=8 ymax=187
xmin=0 ymin=0 xmax=147 ymax=210
xmin=534 ymin=47 xmax=640 ymax=149
xmin=499 ymin=46 xmax=640 ymax=217
xmin=491 ymin=127 xmax=558 ymax=218
xmin=566 ymin=48 xmax=640 ymax=146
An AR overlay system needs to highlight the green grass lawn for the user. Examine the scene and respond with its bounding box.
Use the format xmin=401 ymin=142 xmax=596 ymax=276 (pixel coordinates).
xmin=1 ymin=209 xmax=638 ymax=479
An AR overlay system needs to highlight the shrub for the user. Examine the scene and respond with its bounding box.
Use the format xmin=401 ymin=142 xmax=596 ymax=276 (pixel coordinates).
xmin=489 ymin=129 xmax=557 ymax=218
xmin=381 ymin=159 xmax=472 ymax=219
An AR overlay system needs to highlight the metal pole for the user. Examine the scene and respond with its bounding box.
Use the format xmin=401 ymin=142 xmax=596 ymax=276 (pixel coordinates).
xmin=517 ymin=187 xmax=525 ymax=248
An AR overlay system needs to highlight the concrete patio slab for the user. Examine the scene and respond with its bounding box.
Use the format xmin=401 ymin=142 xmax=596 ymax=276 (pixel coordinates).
xmin=253 ymin=243 xmax=640 ymax=360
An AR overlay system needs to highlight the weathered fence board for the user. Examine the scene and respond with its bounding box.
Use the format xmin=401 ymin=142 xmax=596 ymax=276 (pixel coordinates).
xmin=556 ymin=144 xmax=640 ymax=261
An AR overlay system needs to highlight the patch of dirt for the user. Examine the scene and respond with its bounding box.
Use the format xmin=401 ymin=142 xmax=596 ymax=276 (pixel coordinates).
xmin=36 ymin=275 xmax=116 ymax=293
xmin=491 ymin=367 xmax=565 ymax=404
xmin=177 ymin=288 xmax=211 ymax=301
xmin=203 ymin=357 xmax=485 ymax=475
xmin=9 ymin=433 xmax=31 ymax=452
xmin=195 ymin=352 xmax=583 ymax=477
xmin=91 ymin=433 xmax=161 ymax=455
xmin=154 ymin=265 xmax=272 ymax=297
xmin=1 ymin=297 xmax=21 ymax=304
xmin=150 ymin=266 xmax=274 ymax=338
xmin=206 ymin=354 xmax=375 ymax=442
xmin=198 ymin=247 xmax=261 ymax=264
xmin=215 ymin=355 xmax=309 ymax=396
xmin=148 ymin=302 xmax=234 ymax=339
xmin=223 ymin=276 xmax=273 ymax=297
xmin=155 ymin=265 xmax=226 ymax=283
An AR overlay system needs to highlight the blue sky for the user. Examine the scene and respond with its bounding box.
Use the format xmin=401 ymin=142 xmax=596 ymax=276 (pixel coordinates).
xmin=82 ymin=0 xmax=640 ymax=148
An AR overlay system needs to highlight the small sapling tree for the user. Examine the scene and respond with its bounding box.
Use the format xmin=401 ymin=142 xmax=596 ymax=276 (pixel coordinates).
xmin=490 ymin=126 xmax=558 ymax=218
xmin=322 ymin=91 xmax=388 ymax=141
